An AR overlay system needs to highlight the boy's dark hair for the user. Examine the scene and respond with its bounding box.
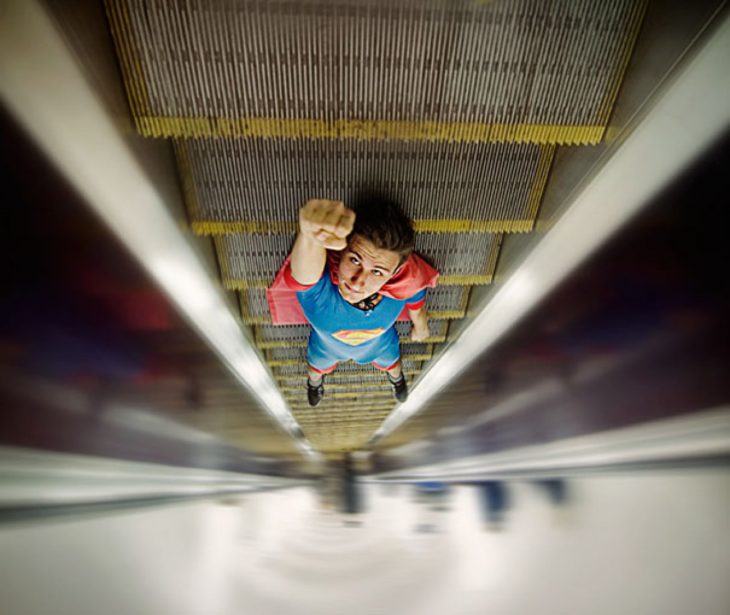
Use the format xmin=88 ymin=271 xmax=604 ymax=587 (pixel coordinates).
xmin=350 ymin=192 xmax=415 ymax=266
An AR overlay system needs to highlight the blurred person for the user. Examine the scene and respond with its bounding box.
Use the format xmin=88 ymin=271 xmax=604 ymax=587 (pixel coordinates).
xmin=278 ymin=194 xmax=438 ymax=406
xmin=476 ymin=481 xmax=511 ymax=528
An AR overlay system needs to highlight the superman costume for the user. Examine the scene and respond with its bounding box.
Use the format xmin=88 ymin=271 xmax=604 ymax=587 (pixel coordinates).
xmin=273 ymin=252 xmax=439 ymax=372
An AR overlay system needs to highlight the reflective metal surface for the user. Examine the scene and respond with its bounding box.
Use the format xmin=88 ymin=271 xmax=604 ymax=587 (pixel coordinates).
xmin=0 ymin=108 xmax=307 ymax=474
xmin=374 ymin=135 xmax=730 ymax=469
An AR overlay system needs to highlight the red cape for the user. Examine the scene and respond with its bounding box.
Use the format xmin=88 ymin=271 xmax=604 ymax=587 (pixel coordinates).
xmin=267 ymin=251 xmax=439 ymax=325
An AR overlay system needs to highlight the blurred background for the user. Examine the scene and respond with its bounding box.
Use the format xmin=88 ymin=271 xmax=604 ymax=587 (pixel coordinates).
xmin=0 ymin=0 xmax=729 ymax=613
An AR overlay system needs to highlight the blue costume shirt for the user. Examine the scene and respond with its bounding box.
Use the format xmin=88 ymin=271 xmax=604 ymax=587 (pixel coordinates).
xmin=295 ymin=266 xmax=426 ymax=371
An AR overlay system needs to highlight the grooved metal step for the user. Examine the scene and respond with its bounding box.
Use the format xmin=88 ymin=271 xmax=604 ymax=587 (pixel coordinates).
xmin=106 ymin=0 xmax=645 ymax=144
xmin=272 ymin=359 xmax=422 ymax=377
xmin=291 ymin=398 xmax=395 ymax=412
xmin=266 ymin=343 xmax=433 ymax=367
xmin=177 ymin=139 xmax=553 ymax=235
xmin=277 ymin=368 xmax=421 ymax=391
xmin=101 ymin=0 xmax=647 ymax=454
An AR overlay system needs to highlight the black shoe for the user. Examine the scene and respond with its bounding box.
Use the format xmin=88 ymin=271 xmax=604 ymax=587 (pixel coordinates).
xmin=307 ymin=377 xmax=325 ymax=407
xmin=388 ymin=374 xmax=408 ymax=402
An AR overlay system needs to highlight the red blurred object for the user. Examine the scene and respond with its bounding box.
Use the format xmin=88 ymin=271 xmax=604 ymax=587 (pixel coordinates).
xmin=70 ymin=261 xmax=175 ymax=331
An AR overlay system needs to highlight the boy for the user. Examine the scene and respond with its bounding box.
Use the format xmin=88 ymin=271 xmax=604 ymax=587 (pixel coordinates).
xmin=283 ymin=195 xmax=436 ymax=407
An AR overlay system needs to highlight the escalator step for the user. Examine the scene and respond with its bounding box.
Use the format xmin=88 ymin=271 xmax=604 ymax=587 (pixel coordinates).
xmin=106 ymin=0 xmax=645 ymax=144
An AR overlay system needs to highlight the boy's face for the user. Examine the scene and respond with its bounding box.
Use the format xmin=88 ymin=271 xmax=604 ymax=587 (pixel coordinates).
xmin=337 ymin=234 xmax=401 ymax=303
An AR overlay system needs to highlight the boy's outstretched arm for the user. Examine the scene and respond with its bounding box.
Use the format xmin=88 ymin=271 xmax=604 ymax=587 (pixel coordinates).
xmin=290 ymin=199 xmax=355 ymax=285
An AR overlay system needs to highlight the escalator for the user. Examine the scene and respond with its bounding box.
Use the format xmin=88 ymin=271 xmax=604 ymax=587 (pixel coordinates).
xmin=0 ymin=1 xmax=728 ymax=612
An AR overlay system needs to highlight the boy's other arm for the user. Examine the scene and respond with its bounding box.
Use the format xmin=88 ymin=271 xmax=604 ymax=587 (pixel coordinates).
xmin=408 ymin=305 xmax=431 ymax=342
xmin=290 ymin=199 xmax=355 ymax=285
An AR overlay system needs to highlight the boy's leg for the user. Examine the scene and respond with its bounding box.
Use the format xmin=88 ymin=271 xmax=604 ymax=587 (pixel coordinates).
xmin=372 ymin=358 xmax=408 ymax=403
xmin=306 ymin=332 xmax=339 ymax=406
xmin=368 ymin=328 xmax=407 ymax=401
xmin=307 ymin=363 xmax=337 ymax=385
xmin=306 ymin=363 xmax=337 ymax=407
xmin=308 ymin=365 xmax=325 ymax=385
xmin=384 ymin=361 xmax=402 ymax=380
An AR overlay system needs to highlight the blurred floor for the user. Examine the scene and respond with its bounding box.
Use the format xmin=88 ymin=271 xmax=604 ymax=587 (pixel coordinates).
xmin=1 ymin=472 xmax=728 ymax=615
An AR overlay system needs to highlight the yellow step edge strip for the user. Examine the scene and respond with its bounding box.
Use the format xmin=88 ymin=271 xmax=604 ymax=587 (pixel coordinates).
xmin=298 ymin=426 xmax=388 ymax=430
xmin=198 ymin=220 xmax=297 ymax=235
xmin=279 ymin=380 xmax=419 ymax=392
xmin=290 ymin=401 xmax=394 ymax=409
xmin=245 ymin=311 xmax=462 ymax=325
xmin=423 ymin=306 xmax=469 ymax=322
xmin=276 ymin=374 xmax=420 ymax=382
xmin=414 ymin=219 xmax=533 ymax=234
xmin=300 ymin=431 xmax=387 ymax=438
xmin=279 ymin=370 xmax=424 ymax=391
xmin=257 ymin=333 xmax=446 ymax=349
xmin=294 ymin=412 xmax=391 ymax=419
xmin=301 ymin=440 xmax=376 ymax=448
xmin=297 ymin=422 xmax=390 ymax=429
xmin=255 ymin=339 xmax=308 ymax=349
xmin=243 ymin=315 xmax=273 ymax=325
xmin=306 ymin=439 xmax=383 ymax=447
xmin=399 ymin=352 xmax=433 ymax=362
xmin=289 ymin=399 xmax=396 ymax=418
xmin=281 ymin=385 xmax=409 ymax=396
xmin=267 ymin=359 xmax=305 ymax=367
xmin=195 ymin=219 xmax=534 ymax=236
xmin=294 ymin=409 xmax=392 ymax=415
xmin=259 ymin=336 xmax=445 ymax=349
xmin=291 ymin=399 xmax=394 ymax=407
xmin=286 ymin=391 xmax=394 ymax=401
xmin=276 ymin=372 xmax=421 ymax=387
xmin=276 ymin=364 xmax=421 ymax=375
xmin=282 ymin=385 xmax=386 ymax=394
xmin=268 ymin=343 xmax=433 ymax=366
xmin=437 ymin=274 xmax=493 ymax=286
xmin=296 ymin=419 xmax=391 ymax=427
xmin=296 ymin=422 xmax=391 ymax=429
xmin=136 ymin=116 xmax=605 ymax=145
xmin=274 ymin=365 xmax=422 ymax=377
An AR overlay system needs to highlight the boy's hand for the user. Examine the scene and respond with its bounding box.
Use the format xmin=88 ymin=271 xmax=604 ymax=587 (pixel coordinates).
xmin=410 ymin=322 xmax=431 ymax=342
xmin=408 ymin=306 xmax=431 ymax=342
xmin=299 ymin=199 xmax=355 ymax=251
